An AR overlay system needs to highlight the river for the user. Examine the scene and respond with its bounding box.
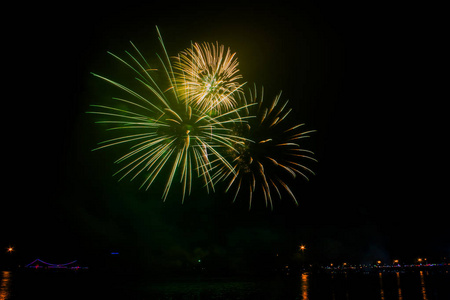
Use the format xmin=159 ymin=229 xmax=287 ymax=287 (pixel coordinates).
xmin=1 ymin=269 xmax=449 ymax=299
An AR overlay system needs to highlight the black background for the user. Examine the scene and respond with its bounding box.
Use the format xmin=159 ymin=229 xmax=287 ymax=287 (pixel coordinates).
xmin=2 ymin=1 xmax=447 ymax=271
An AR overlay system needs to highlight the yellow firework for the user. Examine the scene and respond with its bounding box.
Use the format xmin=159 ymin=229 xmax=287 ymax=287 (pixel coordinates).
xmin=173 ymin=42 xmax=245 ymax=114
xmin=88 ymin=28 xmax=252 ymax=202
xmin=88 ymin=26 xmax=316 ymax=208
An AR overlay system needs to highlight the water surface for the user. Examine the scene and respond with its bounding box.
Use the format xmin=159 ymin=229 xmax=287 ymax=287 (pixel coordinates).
xmin=1 ymin=269 xmax=449 ymax=299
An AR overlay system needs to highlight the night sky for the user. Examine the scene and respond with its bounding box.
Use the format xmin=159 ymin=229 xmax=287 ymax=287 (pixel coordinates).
xmin=3 ymin=1 xmax=447 ymax=271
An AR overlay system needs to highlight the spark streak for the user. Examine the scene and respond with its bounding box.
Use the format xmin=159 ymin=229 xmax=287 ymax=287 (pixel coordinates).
xmin=214 ymin=86 xmax=317 ymax=209
xmin=89 ymin=27 xmax=248 ymax=202
xmin=89 ymin=27 xmax=316 ymax=208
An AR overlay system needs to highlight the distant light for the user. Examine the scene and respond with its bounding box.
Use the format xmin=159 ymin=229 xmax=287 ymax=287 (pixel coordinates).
xmin=7 ymin=247 xmax=13 ymax=253
xmin=111 ymin=252 xmax=120 ymax=255
xmin=198 ymin=259 xmax=201 ymax=263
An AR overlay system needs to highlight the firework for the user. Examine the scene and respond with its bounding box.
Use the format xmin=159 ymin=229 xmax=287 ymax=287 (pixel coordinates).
xmin=88 ymin=28 xmax=250 ymax=202
xmin=213 ymin=86 xmax=317 ymax=209
xmin=89 ymin=27 xmax=316 ymax=208
xmin=173 ymin=42 xmax=245 ymax=114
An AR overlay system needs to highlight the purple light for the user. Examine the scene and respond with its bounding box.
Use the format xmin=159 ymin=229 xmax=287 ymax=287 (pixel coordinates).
xmin=25 ymin=258 xmax=78 ymax=268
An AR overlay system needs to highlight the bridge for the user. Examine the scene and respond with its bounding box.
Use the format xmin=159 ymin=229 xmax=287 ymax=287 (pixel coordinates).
xmin=25 ymin=259 xmax=88 ymax=270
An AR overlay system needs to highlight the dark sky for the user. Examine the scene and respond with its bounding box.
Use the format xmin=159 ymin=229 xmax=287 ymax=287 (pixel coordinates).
xmin=3 ymin=1 xmax=447 ymax=269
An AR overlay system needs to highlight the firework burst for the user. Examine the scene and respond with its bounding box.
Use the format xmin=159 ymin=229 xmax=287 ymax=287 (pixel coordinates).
xmin=89 ymin=26 xmax=316 ymax=208
xmin=213 ymin=86 xmax=317 ymax=209
xmin=173 ymin=42 xmax=245 ymax=114
xmin=88 ymin=28 xmax=250 ymax=202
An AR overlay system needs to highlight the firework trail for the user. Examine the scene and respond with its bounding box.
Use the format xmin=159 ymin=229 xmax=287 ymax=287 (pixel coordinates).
xmin=88 ymin=27 xmax=251 ymax=202
xmin=212 ymin=85 xmax=317 ymax=209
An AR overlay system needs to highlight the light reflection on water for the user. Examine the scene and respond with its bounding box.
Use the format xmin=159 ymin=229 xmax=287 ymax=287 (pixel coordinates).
xmin=0 ymin=271 xmax=11 ymax=300
xmin=0 ymin=268 xmax=447 ymax=299
xmin=300 ymin=272 xmax=309 ymax=300
xmin=379 ymin=272 xmax=385 ymax=300
xmin=327 ymin=270 xmax=439 ymax=300
xmin=419 ymin=271 xmax=428 ymax=300
xmin=396 ymin=272 xmax=403 ymax=300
